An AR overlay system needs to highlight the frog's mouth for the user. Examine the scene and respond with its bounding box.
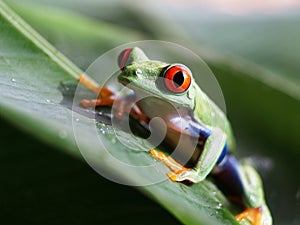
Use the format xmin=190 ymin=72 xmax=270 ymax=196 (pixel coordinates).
xmin=118 ymin=74 xmax=194 ymax=118
xmin=118 ymin=73 xmax=133 ymax=87
xmin=129 ymin=85 xmax=192 ymax=120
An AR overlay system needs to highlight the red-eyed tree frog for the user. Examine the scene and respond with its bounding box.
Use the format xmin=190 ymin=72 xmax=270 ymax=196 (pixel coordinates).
xmin=79 ymin=47 xmax=272 ymax=225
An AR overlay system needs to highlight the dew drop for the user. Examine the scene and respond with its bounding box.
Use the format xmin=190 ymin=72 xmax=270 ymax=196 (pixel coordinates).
xmin=46 ymin=99 xmax=51 ymax=103
xmin=75 ymin=118 xmax=80 ymax=122
xmin=216 ymin=203 xmax=222 ymax=209
xmin=59 ymin=130 xmax=68 ymax=139
xmin=98 ymin=127 xmax=106 ymax=135
xmin=11 ymin=78 xmax=16 ymax=82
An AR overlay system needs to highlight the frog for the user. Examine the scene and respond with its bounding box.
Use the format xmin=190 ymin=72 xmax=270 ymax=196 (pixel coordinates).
xmin=79 ymin=47 xmax=272 ymax=225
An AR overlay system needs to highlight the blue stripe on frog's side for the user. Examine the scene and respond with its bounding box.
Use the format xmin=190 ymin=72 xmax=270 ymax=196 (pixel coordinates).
xmin=189 ymin=119 xmax=228 ymax=164
xmin=189 ymin=119 xmax=211 ymax=139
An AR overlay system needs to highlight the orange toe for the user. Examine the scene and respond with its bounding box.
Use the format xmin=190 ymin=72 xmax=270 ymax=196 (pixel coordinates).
xmin=150 ymin=149 xmax=168 ymax=160
xmin=235 ymin=207 xmax=262 ymax=225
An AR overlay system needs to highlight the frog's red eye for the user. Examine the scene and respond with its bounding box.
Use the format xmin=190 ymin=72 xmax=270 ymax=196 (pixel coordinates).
xmin=164 ymin=65 xmax=192 ymax=93
xmin=118 ymin=48 xmax=132 ymax=70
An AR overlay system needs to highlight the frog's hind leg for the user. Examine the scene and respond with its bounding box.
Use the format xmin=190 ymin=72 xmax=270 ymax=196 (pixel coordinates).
xmin=234 ymin=162 xmax=272 ymax=225
xmin=212 ymin=155 xmax=272 ymax=225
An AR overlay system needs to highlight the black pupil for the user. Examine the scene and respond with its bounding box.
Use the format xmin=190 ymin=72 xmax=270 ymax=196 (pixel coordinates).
xmin=173 ymin=71 xmax=184 ymax=87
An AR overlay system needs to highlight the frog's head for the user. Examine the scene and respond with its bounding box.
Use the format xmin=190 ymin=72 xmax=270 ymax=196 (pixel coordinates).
xmin=117 ymin=47 xmax=197 ymax=110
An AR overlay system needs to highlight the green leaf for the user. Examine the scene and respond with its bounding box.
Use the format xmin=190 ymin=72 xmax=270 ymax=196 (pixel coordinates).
xmin=0 ymin=117 xmax=181 ymax=225
xmin=8 ymin=0 xmax=146 ymax=69
xmin=0 ymin=2 xmax=239 ymax=225
xmin=3 ymin=1 xmax=300 ymax=224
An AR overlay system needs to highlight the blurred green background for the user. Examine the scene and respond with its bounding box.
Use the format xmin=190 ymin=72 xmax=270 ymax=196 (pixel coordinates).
xmin=1 ymin=0 xmax=300 ymax=224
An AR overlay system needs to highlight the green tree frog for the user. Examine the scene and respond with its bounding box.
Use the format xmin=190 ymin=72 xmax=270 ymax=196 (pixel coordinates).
xmin=79 ymin=47 xmax=272 ymax=225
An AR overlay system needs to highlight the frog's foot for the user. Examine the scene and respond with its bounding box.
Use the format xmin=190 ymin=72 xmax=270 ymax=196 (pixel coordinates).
xmin=79 ymin=74 xmax=112 ymax=95
xmin=167 ymin=170 xmax=194 ymax=182
xmin=150 ymin=149 xmax=197 ymax=182
xmin=236 ymin=205 xmax=272 ymax=225
xmin=81 ymin=97 xmax=115 ymax=108
xmin=114 ymin=96 xmax=149 ymax=123
xmin=235 ymin=207 xmax=264 ymax=225
xmin=79 ymin=74 xmax=148 ymax=123
xmin=79 ymin=74 xmax=116 ymax=107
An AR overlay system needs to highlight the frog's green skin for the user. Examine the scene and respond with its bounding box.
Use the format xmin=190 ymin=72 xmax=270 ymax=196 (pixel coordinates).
xmin=117 ymin=47 xmax=272 ymax=225
xmin=119 ymin=47 xmax=234 ymax=179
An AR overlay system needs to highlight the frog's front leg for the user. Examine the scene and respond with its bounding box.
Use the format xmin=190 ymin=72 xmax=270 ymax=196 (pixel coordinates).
xmin=150 ymin=128 xmax=226 ymax=182
xmin=78 ymin=74 xmax=148 ymax=122
xmin=165 ymin=127 xmax=227 ymax=183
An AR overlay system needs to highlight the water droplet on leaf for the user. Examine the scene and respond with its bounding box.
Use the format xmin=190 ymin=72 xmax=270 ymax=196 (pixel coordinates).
xmin=216 ymin=203 xmax=222 ymax=209
xmin=59 ymin=130 xmax=68 ymax=139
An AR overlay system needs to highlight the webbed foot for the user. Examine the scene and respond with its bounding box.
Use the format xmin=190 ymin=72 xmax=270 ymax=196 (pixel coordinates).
xmin=150 ymin=148 xmax=187 ymax=172
xmin=79 ymin=73 xmax=115 ymax=107
xmin=150 ymin=149 xmax=202 ymax=182
xmin=79 ymin=74 xmax=148 ymax=123
xmin=235 ymin=205 xmax=272 ymax=225
xmin=235 ymin=207 xmax=262 ymax=225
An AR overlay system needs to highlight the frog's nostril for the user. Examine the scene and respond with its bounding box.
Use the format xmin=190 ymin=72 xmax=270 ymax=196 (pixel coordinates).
xmin=118 ymin=48 xmax=133 ymax=70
